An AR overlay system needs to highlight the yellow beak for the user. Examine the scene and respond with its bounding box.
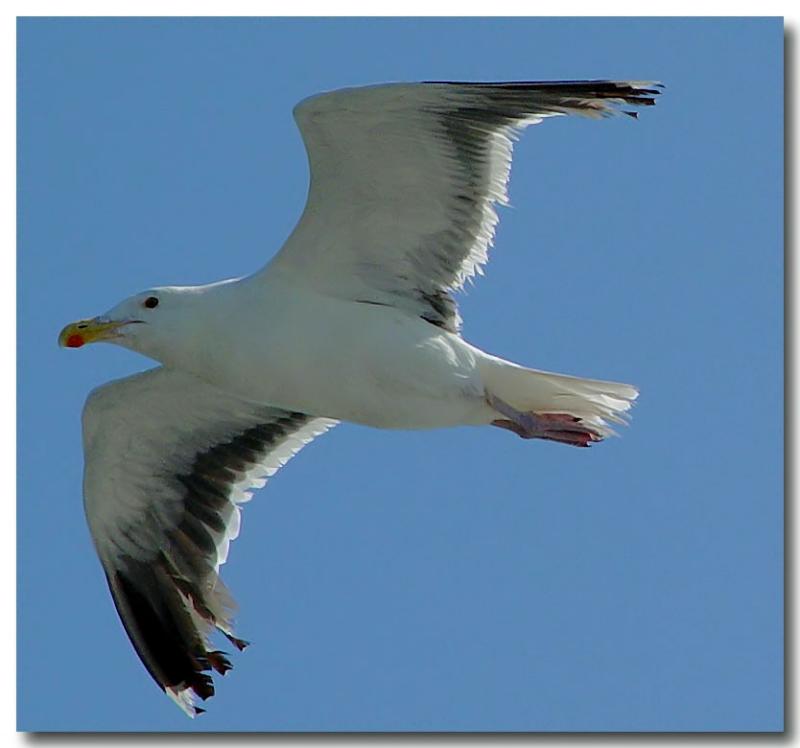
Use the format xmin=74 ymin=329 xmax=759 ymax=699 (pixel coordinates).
xmin=58 ymin=318 xmax=129 ymax=348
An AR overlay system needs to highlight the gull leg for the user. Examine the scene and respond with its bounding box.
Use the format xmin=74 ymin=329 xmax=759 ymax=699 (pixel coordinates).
xmin=486 ymin=392 xmax=603 ymax=448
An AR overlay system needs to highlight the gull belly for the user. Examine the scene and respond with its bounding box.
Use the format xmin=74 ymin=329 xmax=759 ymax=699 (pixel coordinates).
xmin=184 ymin=278 xmax=493 ymax=430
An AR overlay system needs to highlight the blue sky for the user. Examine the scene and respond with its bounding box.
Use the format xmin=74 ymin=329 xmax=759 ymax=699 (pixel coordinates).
xmin=18 ymin=17 xmax=782 ymax=732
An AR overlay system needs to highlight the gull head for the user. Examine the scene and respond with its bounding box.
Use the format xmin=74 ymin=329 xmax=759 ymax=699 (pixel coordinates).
xmin=58 ymin=285 xmax=207 ymax=363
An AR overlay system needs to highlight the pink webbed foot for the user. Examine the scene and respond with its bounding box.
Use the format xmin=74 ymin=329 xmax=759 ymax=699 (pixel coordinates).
xmin=487 ymin=394 xmax=603 ymax=448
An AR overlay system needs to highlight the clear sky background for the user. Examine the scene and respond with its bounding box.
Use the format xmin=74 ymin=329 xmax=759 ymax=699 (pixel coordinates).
xmin=18 ymin=17 xmax=782 ymax=732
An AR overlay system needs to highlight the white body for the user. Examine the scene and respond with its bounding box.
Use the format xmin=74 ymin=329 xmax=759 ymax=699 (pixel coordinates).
xmin=157 ymin=272 xmax=492 ymax=429
xmin=127 ymin=270 xmax=635 ymax=435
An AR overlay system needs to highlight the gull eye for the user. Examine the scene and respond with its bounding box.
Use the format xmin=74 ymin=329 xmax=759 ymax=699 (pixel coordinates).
xmin=143 ymin=296 xmax=159 ymax=309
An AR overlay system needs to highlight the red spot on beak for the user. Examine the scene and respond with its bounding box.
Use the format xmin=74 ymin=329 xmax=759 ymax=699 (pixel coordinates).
xmin=66 ymin=334 xmax=85 ymax=348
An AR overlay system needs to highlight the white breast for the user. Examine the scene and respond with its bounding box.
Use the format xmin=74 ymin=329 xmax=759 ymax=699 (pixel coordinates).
xmin=187 ymin=277 xmax=491 ymax=429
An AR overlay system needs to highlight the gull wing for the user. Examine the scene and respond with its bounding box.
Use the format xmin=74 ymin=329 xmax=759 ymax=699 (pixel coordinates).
xmin=81 ymin=366 xmax=337 ymax=716
xmin=268 ymin=80 xmax=660 ymax=331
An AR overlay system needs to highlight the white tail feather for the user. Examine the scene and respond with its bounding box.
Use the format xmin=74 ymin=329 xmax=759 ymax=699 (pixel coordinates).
xmin=478 ymin=355 xmax=638 ymax=438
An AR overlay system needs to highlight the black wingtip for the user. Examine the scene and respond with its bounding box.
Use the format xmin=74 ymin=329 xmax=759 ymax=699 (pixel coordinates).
xmin=225 ymin=632 xmax=250 ymax=651
xmin=107 ymin=559 xmax=232 ymax=716
xmin=421 ymin=79 xmax=662 ymax=114
xmin=208 ymin=650 xmax=233 ymax=675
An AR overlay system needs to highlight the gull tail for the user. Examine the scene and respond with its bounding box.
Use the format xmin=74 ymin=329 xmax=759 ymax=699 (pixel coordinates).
xmin=478 ymin=354 xmax=638 ymax=443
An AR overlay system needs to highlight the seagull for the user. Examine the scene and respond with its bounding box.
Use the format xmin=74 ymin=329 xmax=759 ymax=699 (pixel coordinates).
xmin=59 ymin=80 xmax=660 ymax=716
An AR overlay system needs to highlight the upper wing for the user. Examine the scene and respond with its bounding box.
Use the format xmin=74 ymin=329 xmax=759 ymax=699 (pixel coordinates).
xmin=268 ymin=80 xmax=661 ymax=331
xmin=82 ymin=367 xmax=337 ymax=716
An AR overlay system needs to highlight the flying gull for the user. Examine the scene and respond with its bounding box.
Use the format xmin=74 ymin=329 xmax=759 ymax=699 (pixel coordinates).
xmin=59 ymin=80 xmax=660 ymax=716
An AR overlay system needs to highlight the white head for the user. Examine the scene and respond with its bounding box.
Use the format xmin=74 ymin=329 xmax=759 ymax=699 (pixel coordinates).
xmin=58 ymin=285 xmax=211 ymax=364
